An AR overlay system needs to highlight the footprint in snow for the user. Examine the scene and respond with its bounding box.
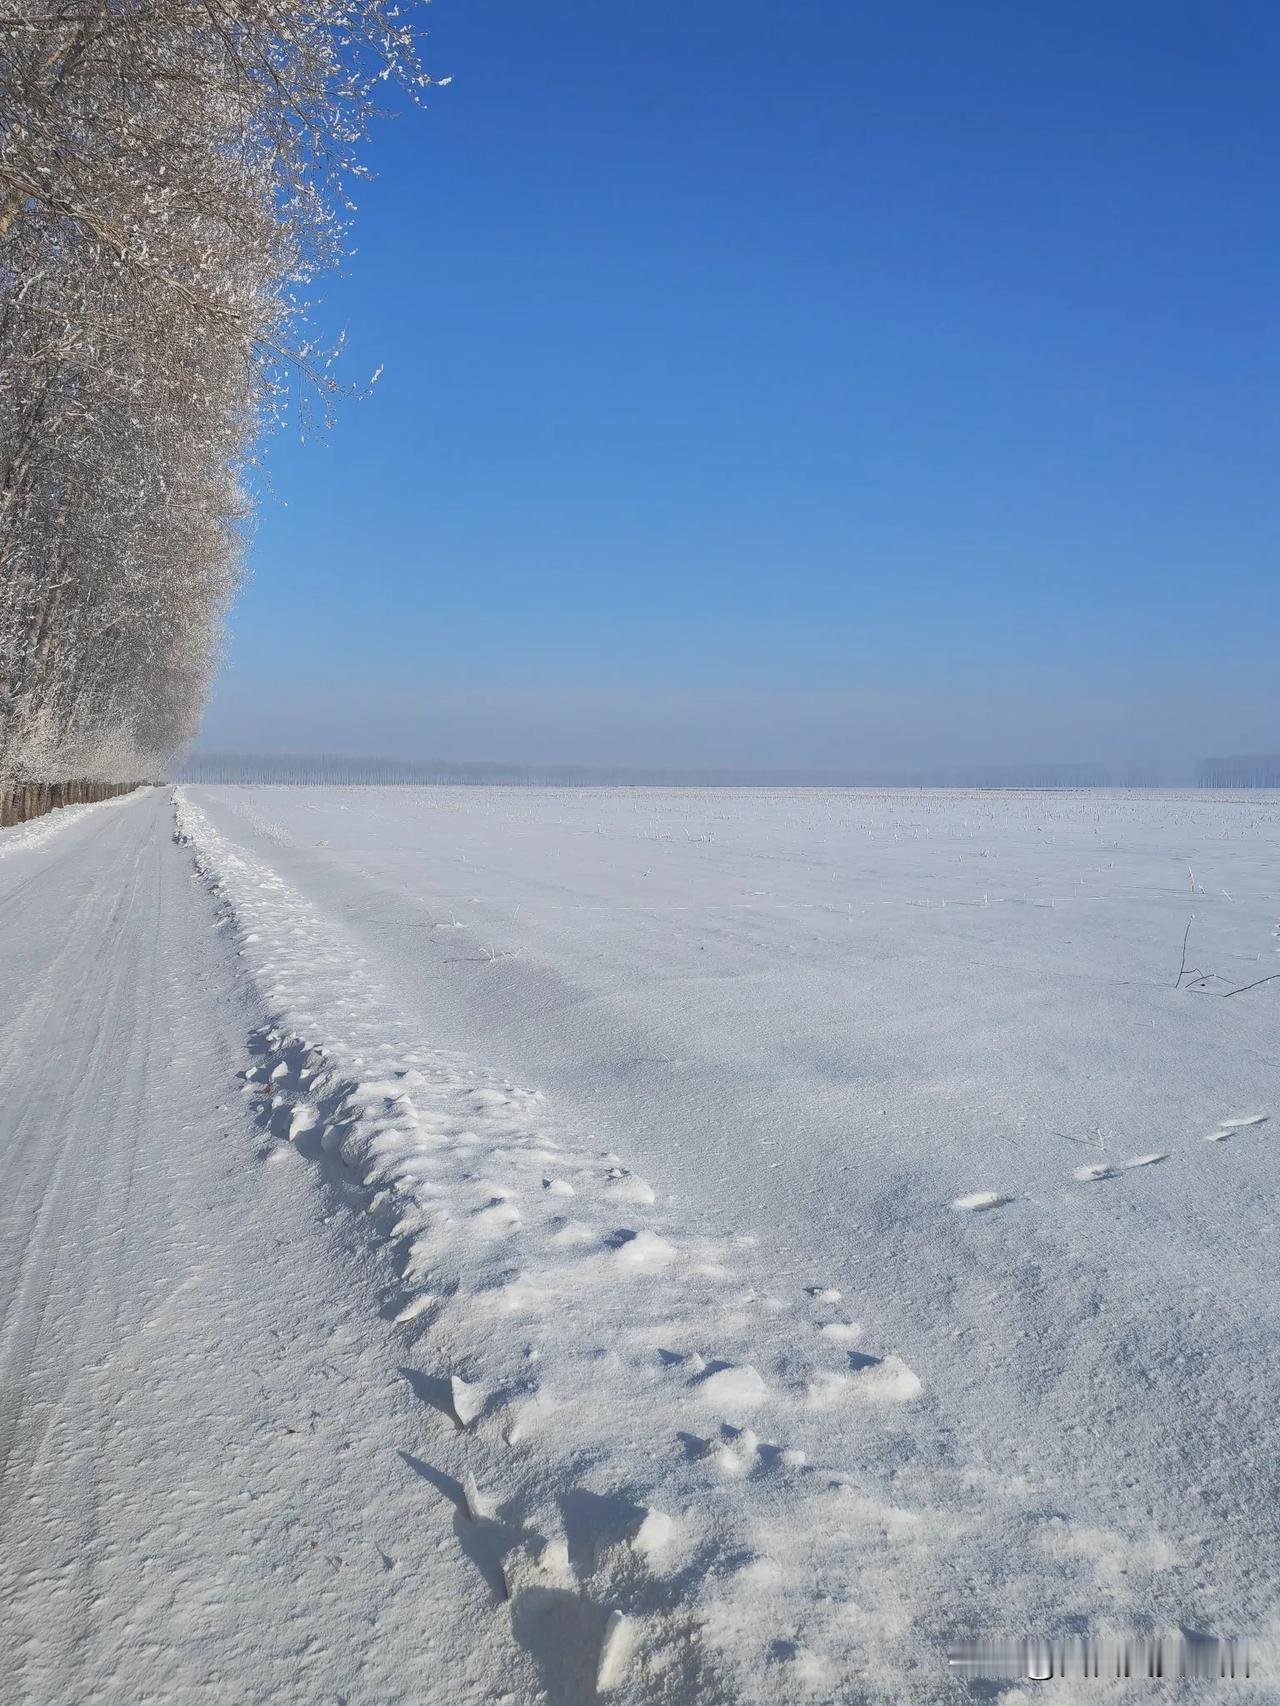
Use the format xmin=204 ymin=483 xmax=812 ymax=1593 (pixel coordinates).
xmin=692 ymin=1361 xmax=769 ymax=1411
xmin=608 ymin=1228 xmax=678 ymax=1271
xmin=469 ymin=1197 xmax=521 ymax=1236
xmin=817 ymin=1321 xmax=863 ymax=1345
xmin=1208 ymin=1114 xmax=1268 ymax=1141
xmin=952 ymin=1191 xmax=1013 ymax=1213
xmin=693 ymin=1423 xmax=805 ymax=1477
xmin=1074 ymin=1153 xmax=1168 ymax=1184
xmin=806 ymin=1353 xmax=923 ymax=1408
xmin=955 ymin=1113 xmax=1271 ymax=1211
xmin=392 ymin=1293 xmax=436 ymax=1324
xmin=449 ymin=1374 xmax=486 ymax=1429
xmin=601 ymin=1168 xmax=656 ymax=1206
xmin=628 ymin=1506 xmax=676 ymax=1558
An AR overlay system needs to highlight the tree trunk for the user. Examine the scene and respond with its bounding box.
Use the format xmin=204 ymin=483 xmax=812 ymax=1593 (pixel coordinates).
xmin=0 ymin=780 xmax=141 ymax=828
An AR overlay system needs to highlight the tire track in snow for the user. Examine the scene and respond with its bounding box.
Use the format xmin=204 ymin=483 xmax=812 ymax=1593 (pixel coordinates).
xmin=19 ymin=810 xmax=211 ymax=1697
xmin=0 ymin=812 xmax=156 ymax=1493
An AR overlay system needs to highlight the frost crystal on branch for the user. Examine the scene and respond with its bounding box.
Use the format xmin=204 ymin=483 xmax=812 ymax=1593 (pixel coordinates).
xmin=0 ymin=0 xmax=438 ymax=782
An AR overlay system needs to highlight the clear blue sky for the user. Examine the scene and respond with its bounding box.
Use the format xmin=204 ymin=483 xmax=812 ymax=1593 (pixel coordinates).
xmin=199 ymin=0 xmax=1279 ymax=771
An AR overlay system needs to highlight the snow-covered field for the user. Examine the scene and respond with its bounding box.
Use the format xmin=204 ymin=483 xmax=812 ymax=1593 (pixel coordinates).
xmin=2 ymin=784 xmax=1277 ymax=1702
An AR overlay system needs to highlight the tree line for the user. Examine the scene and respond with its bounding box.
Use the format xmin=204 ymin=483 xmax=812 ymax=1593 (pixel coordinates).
xmin=0 ymin=0 xmax=437 ymax=807
xmin=181 ymin=750 xmax=1280 ymax=790
xmin=1196 ymin=754 xmax=1280 ymax=789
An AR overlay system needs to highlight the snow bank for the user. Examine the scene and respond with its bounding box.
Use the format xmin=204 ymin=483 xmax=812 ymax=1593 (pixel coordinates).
xmin=172 ymin=789 xmax=992 ymax=1701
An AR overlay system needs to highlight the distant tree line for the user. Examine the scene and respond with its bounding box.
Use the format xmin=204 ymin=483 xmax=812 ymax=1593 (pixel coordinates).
xmin=1196 ymin=754 xmax=1280 ymax=789
xmin=181 ymin=752 xmax=557 ymax=787
xmin=0 ymin=0 xmax=438 ymax=797
xmin=180 ymin=751 xmax=1276 ymax=789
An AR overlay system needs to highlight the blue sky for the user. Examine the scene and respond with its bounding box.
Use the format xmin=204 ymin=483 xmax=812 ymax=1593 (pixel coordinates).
xmin=200 ymin=0 xmax=1278 ymax=770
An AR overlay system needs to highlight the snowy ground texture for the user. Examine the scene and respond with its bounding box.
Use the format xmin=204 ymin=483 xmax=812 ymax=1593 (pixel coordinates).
xmin=2 ymin=785 xmax=1278 ymax=1703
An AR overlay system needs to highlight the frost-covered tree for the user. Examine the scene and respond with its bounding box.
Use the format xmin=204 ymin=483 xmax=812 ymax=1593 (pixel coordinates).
xmin=0 ymin=0 xmax=440 ymax=787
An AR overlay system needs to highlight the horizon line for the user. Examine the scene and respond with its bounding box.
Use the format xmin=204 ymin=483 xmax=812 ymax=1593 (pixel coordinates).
xmin=176 ymin=749 xmax=1280 ymax=790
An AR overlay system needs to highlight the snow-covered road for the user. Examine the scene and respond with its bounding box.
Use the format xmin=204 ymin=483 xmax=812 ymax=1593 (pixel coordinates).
xmin=3 ymin=784 xmax=1278 ymax=1701
xmin=0 ymin=790 xmax=514 ymax=1704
